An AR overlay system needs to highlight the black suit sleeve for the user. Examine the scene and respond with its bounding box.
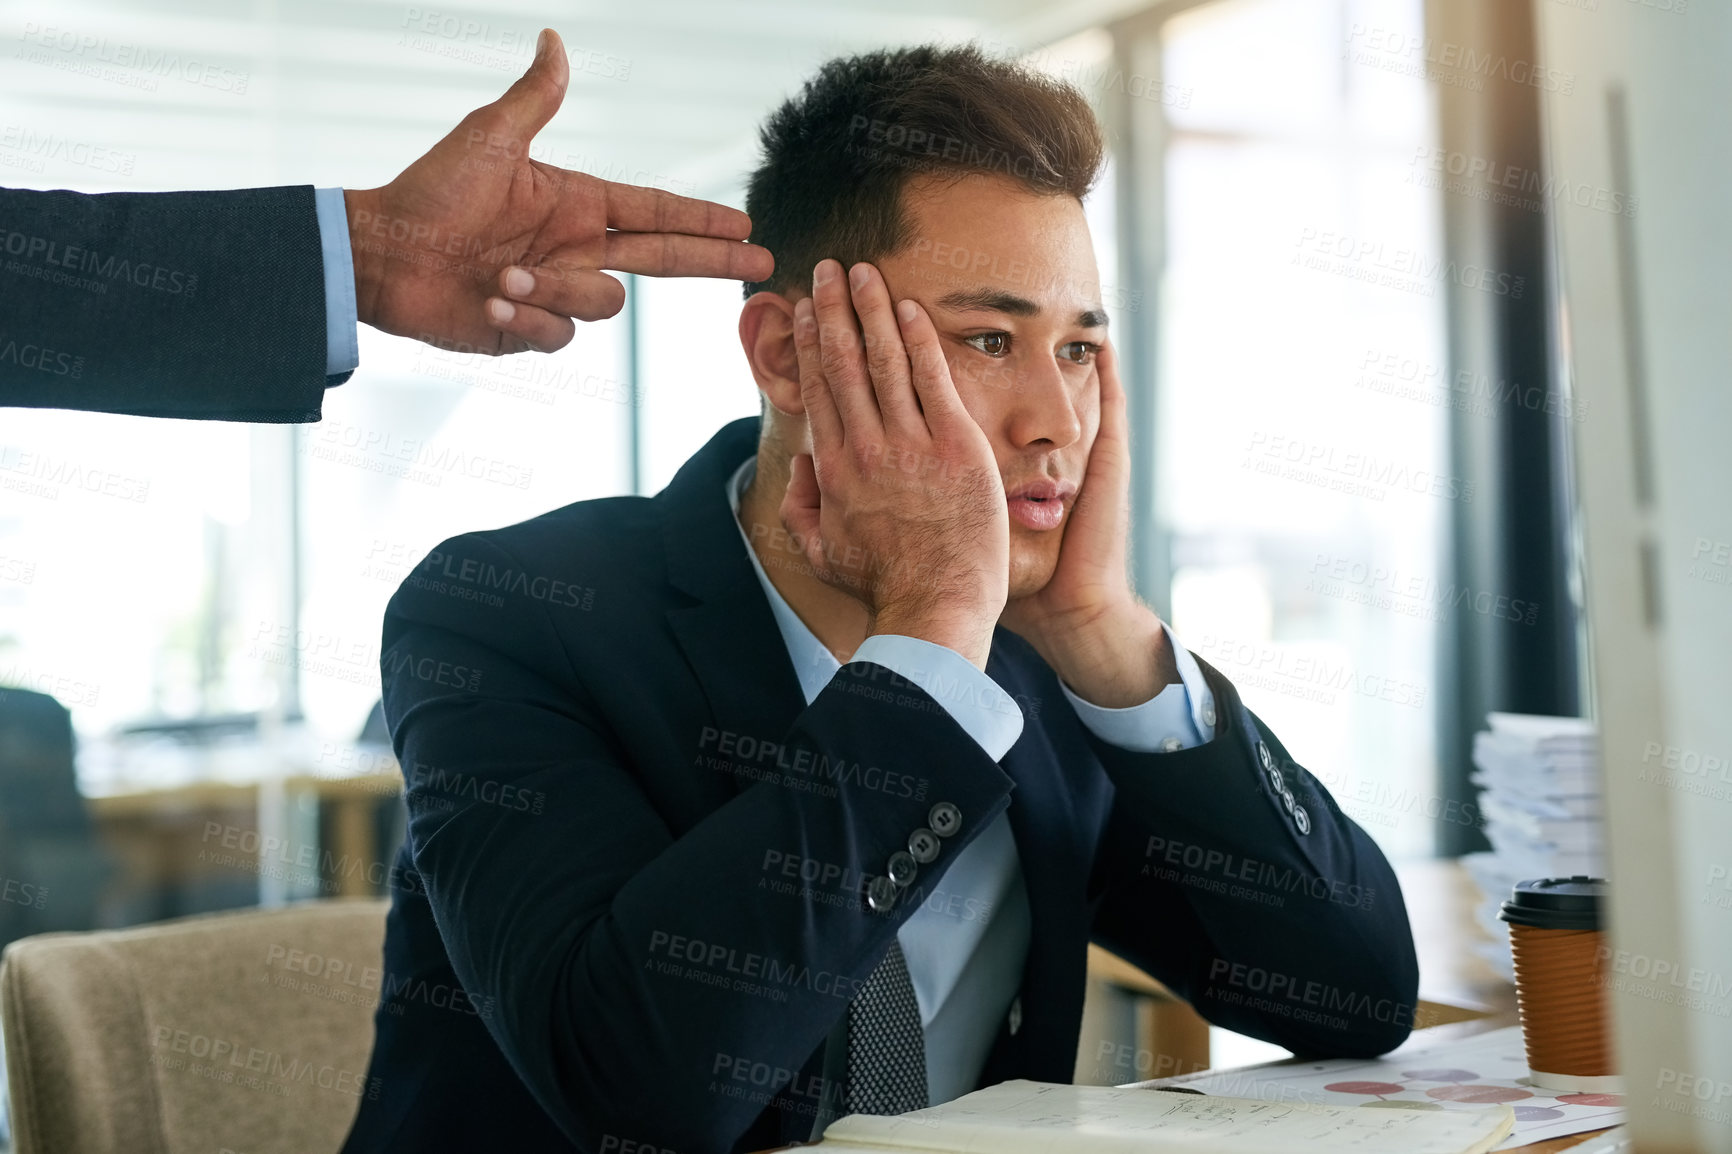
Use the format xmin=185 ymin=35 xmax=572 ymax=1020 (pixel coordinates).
xmin=1086 ymin=660 xmax=1420 ymax=1058
xmin=380 ymin=533 xmax=1015 ymax=1154
xmin=0 ymin=184 xmax=346 ymax=422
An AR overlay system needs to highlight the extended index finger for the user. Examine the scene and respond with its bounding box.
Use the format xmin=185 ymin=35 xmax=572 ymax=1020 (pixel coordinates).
xmin=604 ymin=231 xmax=774 ymax=282
xmin=603 ymin=181 xmax=753 ymax=240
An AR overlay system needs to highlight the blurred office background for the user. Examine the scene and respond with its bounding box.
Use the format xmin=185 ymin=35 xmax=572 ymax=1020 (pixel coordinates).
xmin=1 ymin=0 xmax=1726 ymax=1149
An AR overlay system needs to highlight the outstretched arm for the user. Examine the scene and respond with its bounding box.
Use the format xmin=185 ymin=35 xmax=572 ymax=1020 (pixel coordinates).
xmin=0 ymin=28 xmax=772 ymax=421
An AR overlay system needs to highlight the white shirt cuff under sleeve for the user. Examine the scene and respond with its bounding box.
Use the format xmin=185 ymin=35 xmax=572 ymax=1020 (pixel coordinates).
xmin=1060 ymin=621 xmax=1217 ymax=754
xmin=853 ymin=635 xmax=1024 ymax=763
xmin=313 ymin=187 xmax=360 ymax=377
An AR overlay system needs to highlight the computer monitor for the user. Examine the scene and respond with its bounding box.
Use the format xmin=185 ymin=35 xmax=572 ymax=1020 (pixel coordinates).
xmin=1534 ymin=4 xmax=1732 ymax=1150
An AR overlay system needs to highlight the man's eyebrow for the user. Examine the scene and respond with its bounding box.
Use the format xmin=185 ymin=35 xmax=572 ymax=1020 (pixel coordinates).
xmin=934 ymin=287 xmax=1110 ymax=329
xmin=935 ymin=287 xmax=1039 ymax=317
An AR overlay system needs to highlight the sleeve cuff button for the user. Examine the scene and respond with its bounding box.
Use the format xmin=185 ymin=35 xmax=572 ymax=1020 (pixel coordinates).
xmin=866 ymin=876 xmax=899 ymax=912
xmin=928 ymin=802 xmax=961 ymax=836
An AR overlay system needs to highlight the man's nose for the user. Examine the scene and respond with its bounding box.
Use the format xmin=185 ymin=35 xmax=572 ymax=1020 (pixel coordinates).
xmin=1006 ymin=356 xmax=1083 ymax=450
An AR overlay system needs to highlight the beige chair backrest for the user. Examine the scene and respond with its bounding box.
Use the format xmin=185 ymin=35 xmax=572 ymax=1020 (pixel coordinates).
xmin=1 ymin=899 xmax=388 ymax=1154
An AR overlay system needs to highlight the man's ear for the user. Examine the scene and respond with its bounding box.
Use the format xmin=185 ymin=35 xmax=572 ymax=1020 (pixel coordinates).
xmin=739 ymin=291 xmax=803 ymax=416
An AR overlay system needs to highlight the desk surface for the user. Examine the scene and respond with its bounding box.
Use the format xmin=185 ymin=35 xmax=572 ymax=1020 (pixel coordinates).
xmin=1129 ymin=1015 xmax=1616 ymax=1153
xmin=83 ymin=742 xmax=404 ymax=906
xmin=1110 ymin=863 xmax=1615 ymax=1153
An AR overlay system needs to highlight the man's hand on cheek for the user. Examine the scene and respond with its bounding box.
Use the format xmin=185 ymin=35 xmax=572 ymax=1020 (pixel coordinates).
xmin=779 ymin=259 xmax=1009 ymax=670
xmin=999 ymin=342 xmax=1180 ymax=706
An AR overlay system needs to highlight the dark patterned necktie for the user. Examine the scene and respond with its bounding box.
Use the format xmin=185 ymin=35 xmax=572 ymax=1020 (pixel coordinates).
xmin=844 ymin=939 xmax=929 ymax=1116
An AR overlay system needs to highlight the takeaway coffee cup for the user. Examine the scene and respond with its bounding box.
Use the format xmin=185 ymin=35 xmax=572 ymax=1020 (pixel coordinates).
xmin=1499 ymin=876 xmax=1620 ymax=1092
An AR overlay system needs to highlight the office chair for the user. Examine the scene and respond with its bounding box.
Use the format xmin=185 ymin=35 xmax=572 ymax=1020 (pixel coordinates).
xmin=0 ymin=687 xmax=112 ymax=954
xmin=0 ymin=898 xmax=388 ymax=1154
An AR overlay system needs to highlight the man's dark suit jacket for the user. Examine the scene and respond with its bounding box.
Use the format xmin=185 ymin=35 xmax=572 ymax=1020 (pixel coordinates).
xmin=0 ymin=185 xmax=347 ymax=421
xmin=341 ymin=418 xmax=1419 ymax=1154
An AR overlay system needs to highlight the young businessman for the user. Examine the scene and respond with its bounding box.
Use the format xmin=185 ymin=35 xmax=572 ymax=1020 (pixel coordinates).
xmin=342 ymin=45 xmax=1418 ymax=1154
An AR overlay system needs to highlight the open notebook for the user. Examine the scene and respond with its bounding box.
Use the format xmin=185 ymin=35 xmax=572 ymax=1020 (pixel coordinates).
xmin=815 ymin=1081 xmax=1515 ymax=1154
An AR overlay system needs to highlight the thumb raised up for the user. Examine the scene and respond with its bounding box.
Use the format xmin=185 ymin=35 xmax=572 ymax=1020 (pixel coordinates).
xmin=489 ymin=28 xmax=569 ymax=145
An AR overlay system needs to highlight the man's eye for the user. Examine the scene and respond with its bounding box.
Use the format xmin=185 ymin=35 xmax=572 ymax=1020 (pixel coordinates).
xmin=963 ymin=332 xmax=1012 ymax=357
xmin=1060 ymin=342 xmax=1099 ymax=366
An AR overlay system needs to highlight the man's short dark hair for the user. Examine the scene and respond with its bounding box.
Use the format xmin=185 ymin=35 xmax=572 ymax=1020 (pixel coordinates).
xmin=742 ymin=44 xmax=1105 ymax=298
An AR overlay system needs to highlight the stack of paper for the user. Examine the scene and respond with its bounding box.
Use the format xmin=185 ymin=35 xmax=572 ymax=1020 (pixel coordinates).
xmin=1464 ymin=712 xmax=1603 ymax=978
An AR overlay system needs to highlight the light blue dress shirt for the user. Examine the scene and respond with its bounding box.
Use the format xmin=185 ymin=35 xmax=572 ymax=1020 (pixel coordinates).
xmin=726 ymin=459 xmax=1215 ymax=1104
xmin=313 ymin=187 xmax=360 ymax=377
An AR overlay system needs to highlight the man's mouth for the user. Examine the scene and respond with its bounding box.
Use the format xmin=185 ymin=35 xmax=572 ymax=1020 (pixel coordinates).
xmin=1005 ymin=479 xmax=1077 ymax=532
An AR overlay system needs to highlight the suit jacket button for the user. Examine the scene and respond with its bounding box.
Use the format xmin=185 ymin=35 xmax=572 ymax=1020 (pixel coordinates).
xmin=928 ymin=802 xmax=962 ymax=837
xmin=1008 ymin=996 xmax=1023 ymax=1036
xmin=887 ymin=851 xmax=918 ymax=888
xmin=1257 ymin=740 xmax=1273 ymax=771
xmin=1280 ymin=788 xmax=1296 ymax=815
xmin=866 ymin=876 xmax=899 ymax=913
xmin=1293 ymin=805 xmax=1311 ymax=835
xmin=908 ymin=828 xmax=941 ymax=864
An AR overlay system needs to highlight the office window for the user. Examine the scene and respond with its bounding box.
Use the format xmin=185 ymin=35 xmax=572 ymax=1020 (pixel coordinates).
xmin=634 ymin=272 xmax=762 ymax=497
xmin=0 ymin=410 xmax=264 ymax=734
xmin=1157 ymin=0 xmax=1447 ymax=858
xmin=0 ymin=14 xmax=638 ymax=756
xmin=295 ymin=321 xmax=632 ymax=738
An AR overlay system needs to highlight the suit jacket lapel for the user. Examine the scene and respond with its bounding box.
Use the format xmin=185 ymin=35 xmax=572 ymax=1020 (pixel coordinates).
xmin=988 ymin=636 xmax=1088 ymax=909
xmin=659 ymin=418 xmax=809 ymax=802
xmin=982 ymin=639 xmax=1095 ymax=1079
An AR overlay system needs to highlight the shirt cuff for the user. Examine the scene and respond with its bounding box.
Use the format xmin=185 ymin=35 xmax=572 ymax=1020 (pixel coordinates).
xmin=1060 ymin=621 xmax=1217 ymax=753
xmin=853 ymin=635 xmax=1024 ymax=763
xmin=313 ymin=187 xmax=360 ymax=378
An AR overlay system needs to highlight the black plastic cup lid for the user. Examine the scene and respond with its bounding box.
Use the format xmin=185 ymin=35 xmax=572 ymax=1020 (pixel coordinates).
xmin=1499 ymin=876 xmax=1606 ymax=931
